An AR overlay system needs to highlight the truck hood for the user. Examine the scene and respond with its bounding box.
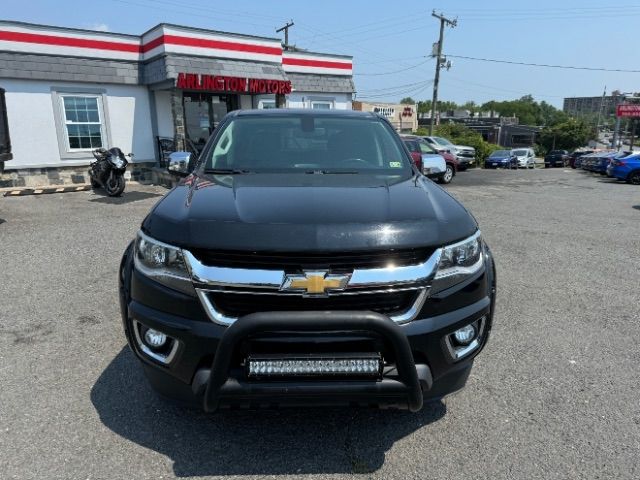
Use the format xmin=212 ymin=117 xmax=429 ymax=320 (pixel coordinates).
xmin=143 ymin=173 xmax=477 ymax=252
xmin=454 ymin=145 xmax=475 ymax=152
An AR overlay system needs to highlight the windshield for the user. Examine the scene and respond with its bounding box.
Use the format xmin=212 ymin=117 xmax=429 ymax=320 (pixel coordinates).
xmin=202 ymin=114 xmax=412 ymax=175
xmin=549 ymin=150 xmax=565 ymax=155
xmin=418 ymin=141 xmax=437 ymax=155
xmin=491 ymin=150 xmax=511 ymax=157
xmin=433 ymin=136 xmax=454 ymax=146
xmin=513 ymin=149 xmax=527 ymax=156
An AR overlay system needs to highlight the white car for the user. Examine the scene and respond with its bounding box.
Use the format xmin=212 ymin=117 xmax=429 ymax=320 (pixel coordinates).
xmin=423 ymin=136 xmax=475 ymax=169
xmin=512 ymin=148 xmax=536 ymax=169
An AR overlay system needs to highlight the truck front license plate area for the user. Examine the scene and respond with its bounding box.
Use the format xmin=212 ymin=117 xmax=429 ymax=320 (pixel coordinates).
xmin=246 ymin=353 xmax=382 ymax=379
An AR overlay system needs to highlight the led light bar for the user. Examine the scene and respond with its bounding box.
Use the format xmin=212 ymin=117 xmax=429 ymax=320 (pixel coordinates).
xmin=247 ymin=354 xmax=382 ymax=378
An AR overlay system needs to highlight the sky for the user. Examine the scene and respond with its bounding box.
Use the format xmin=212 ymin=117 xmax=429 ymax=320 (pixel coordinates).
xmin=3 ymin=0 xmax=639 ymax=108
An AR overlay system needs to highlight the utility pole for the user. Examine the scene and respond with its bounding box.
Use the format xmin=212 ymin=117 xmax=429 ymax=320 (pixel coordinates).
xmin=276 ymin=20 xmax=294 ymax=50
xmin=612 ymin=93 xmax=627 ymax=150
xmin=595 ymin=86 xmax=606 ymax=145
xmin=429 ymin=11 xmax=457 ymax=136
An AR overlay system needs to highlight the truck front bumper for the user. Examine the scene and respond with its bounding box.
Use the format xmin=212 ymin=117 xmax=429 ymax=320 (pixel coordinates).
xmin=119 ymin=246 xmax=496 ymax=412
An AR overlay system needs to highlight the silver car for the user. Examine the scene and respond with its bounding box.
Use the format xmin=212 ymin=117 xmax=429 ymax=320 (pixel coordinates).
xmin=512 ymin=148 xmax=536 ymax=169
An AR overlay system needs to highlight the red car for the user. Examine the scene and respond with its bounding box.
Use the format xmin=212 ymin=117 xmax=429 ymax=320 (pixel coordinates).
xmin=401 ymin=135 xmax=458 ymax=184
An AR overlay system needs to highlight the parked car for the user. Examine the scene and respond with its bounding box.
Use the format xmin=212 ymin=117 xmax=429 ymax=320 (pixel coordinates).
xmin=402 ymin=135 xmax=457 ymax=184
xmin=422 ymin=136 xmax=475 ymax=170
xmin=606 ymin=153 xmax=640 ymax=184
xmin=605 ymin=152 xmax=633 ymax=177
xmin=582 ymin=151 xmax=603 ymax=170
xmin=544 ymin=150 xmax=569 ymax=168
xmin=569 ymin=150 xmax=593 ymax=169
xmin=579 ymin=152 xmax=599 ymax=171
xmin=485 ymin=150 xmax=518 ymax=169
xmin=0 ymin=88 xmax=11 ymax=174
xmin=590 ymin=151 xmax=622 ymax=175
xmin=118 ymin=109 xmax=497 ymax=412
xmin=401 ymin=136 xmax=447 ymax=183
xmin=513 ymin=147 xmax=536 ymax=169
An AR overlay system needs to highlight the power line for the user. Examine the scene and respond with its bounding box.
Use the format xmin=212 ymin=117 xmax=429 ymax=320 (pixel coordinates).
xmin=355 ymin=60 xmax=429 ymax=76
xmin=357 ymin=55 xmax=427 ymax=66
xmin=446 ymin=75 xmax=565 ymax=99
xmin=294 ymin=12 xmax=431 ymax=43
xmin=446 ymin=54 xmax=640 ymax=73
xmin=359 ymin=79 xmax=433 ymax=93
xmin=358 ymin=80 xmax=434 ymax=99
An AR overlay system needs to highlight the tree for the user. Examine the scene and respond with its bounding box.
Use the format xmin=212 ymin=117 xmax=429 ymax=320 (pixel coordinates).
xmin=461 ymin=101 xmax=478 ymax=113
xmin=399 ymin=97 xmax=416 ymax=104
xmin=538 ymin=118 xmax=592 ymax=151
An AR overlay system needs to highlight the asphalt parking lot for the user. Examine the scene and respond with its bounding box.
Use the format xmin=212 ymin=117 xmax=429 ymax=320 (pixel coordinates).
xmin=1 ymin=168 xmax=639 ymax=480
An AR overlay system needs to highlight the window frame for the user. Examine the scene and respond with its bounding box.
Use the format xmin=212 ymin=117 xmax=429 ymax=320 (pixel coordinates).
xmin=59 ymin=94 xmax=105 ymax=151
xmin=311 ymin=100 xmax=333 ymax=110
xmin=258 ymin=99 xmax=277 ymax=110
xmin=51 ymin=87 xmax=112 ymax=160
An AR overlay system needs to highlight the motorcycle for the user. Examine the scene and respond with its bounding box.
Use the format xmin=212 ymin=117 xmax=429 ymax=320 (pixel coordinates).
xmin=89 ymin=148 xmax=133 ymax=197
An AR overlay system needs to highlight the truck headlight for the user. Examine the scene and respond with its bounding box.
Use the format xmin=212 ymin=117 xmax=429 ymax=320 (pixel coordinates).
xmin=134 ymin=231 xmax=195 ymax=295
xmin=432 ymin=231 xmax=483 ymax=294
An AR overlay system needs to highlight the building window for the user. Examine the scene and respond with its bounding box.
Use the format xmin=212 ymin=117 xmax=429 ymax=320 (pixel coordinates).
xmin=60 ymin=95 xmax=104 ymax=150
xmin=311 ymin=101 xmax=332 ymax=110
xmin=259 ymin=100 xmax=277 ymax=109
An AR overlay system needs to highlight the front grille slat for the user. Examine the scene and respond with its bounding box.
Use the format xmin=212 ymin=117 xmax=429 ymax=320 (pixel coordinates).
xmin=209 ymin=290 xmax=418 ymax=318
xmin=191 ymin=248 xmax=433 ymax=270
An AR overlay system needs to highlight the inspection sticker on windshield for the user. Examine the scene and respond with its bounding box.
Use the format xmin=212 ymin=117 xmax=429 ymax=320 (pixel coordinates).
xmin=389 ymin=161 xmax=402 ymax=168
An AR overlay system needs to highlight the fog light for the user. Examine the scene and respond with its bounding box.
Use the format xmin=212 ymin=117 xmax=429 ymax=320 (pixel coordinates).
xmin=453 ymin=324 xmax=476 ymax=345
xmin=143 ymin=328 xmax=167 ymax=349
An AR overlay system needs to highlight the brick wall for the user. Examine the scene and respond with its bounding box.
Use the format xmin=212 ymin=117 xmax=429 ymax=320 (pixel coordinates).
xmin=0 ymin=162 xmax=155 ymax=188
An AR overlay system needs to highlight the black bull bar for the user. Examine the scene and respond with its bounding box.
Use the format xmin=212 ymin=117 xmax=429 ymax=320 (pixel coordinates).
xmin=202 ymin=311 xmax=425 ymax=412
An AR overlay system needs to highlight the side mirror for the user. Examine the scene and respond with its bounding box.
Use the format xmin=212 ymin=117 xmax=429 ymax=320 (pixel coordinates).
xmin=127 ymin=153 xmax=134 ymax=158
xmin=167 ymin=151 xmax=191 ymax=177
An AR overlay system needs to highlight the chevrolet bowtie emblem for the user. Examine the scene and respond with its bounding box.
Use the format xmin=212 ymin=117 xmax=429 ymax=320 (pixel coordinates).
xmin=281 ymin=271 xmax=351 ymax=295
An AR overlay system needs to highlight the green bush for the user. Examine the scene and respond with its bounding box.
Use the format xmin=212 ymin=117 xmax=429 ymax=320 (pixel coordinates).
xmin=412 ymin=123 xmax=504 ymax=166
xmin=433 ymin=124 xmax=502 ymax=165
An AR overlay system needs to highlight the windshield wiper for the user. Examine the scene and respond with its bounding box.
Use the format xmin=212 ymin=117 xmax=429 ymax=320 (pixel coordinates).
xmin=204 ymin=168 xmax=253 ymax=175
xmin=306 ymin=169 xmax=360 ymax=174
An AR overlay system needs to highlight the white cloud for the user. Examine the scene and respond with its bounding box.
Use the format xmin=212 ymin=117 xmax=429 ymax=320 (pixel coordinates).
xmin=84 ymin=23 xmax=110 ymax=32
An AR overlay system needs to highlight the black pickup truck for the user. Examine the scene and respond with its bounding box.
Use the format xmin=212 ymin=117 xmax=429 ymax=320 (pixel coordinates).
xmin=119 ymin=109 xmax=496 ymax=412
xmin=0 ymin=88 xmax=12 ymax=174
xmin=544 ymin=150 xmax=569 ymax=168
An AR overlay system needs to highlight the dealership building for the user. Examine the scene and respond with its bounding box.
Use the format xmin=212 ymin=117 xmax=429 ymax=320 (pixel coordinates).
xmin=0 ymin=20 xmax=355 ymax=186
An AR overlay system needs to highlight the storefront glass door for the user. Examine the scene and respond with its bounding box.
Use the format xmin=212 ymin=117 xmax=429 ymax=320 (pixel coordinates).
xmin=183 ymin=93 xmax=238 ymax=153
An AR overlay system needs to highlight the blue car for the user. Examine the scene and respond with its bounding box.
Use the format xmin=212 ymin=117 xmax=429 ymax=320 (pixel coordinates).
xmin=485 ymin=150 xmax=517 ymax=169
xmin=592 ymin=151 xmax=620 ymax=175
xmin=607 ymin=153 xmax=640 ymax=184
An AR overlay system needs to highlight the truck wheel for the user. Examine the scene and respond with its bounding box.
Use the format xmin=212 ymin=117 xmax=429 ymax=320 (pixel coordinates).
xmin=628 ymin=171 xmax=640 ymax=185
xmin=439 ymin=165 xmax=454 ymax=184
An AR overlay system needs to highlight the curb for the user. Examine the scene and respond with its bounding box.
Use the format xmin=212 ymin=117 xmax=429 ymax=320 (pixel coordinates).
xmin=2 ymin=184 xmax=92 ymax=197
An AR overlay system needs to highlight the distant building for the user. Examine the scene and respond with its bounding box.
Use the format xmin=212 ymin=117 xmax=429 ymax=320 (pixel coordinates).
xmin=416 ymin=115 xmax=538 ymax=147
xmin=563 ymin=92 xmax=624 ymax=118
xmin=352 ymin=101 xmax=417 ymax=132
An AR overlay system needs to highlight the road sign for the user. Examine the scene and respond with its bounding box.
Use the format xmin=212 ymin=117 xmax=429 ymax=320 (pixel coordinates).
xmin=616 ymin=104 xmax=640 ymax=118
